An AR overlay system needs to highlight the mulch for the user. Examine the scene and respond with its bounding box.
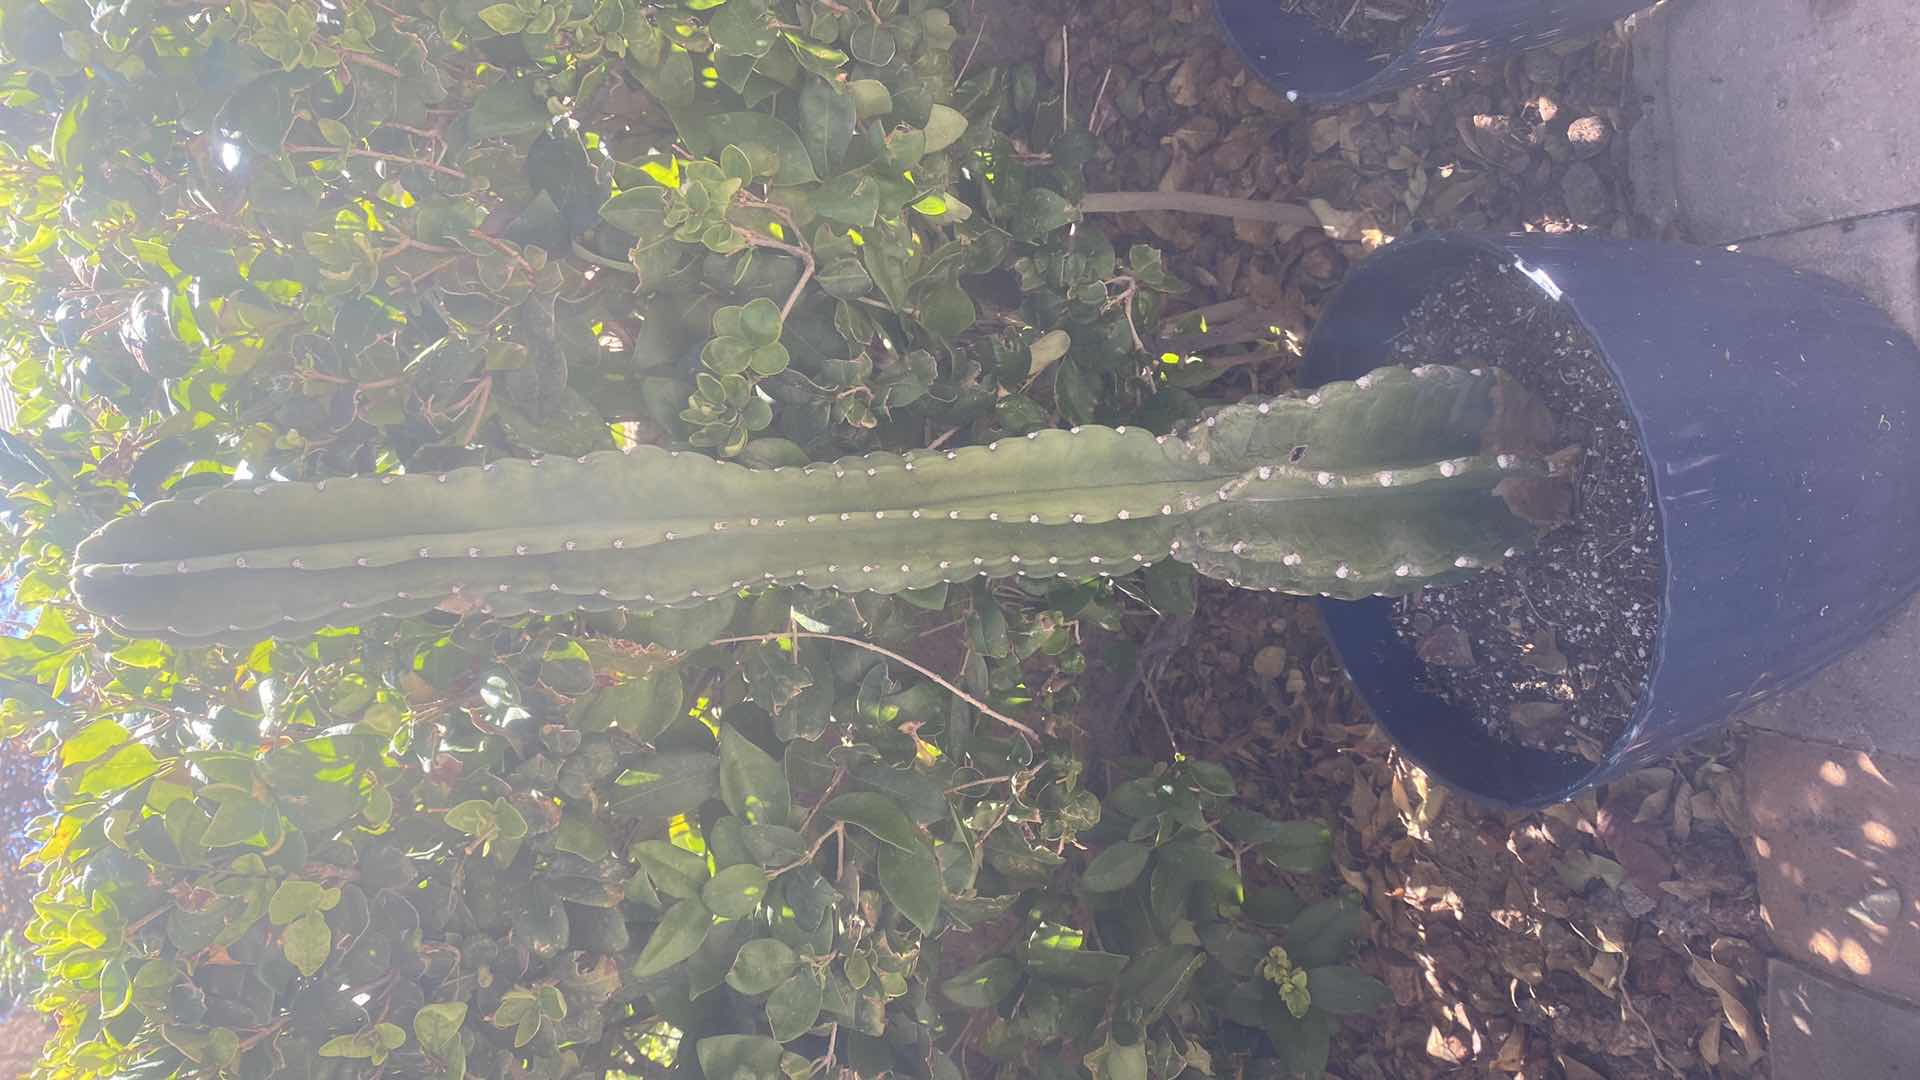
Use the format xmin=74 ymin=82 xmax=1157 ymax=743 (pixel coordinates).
xmin=973 ymin=0 xmax=1775 ymax=1074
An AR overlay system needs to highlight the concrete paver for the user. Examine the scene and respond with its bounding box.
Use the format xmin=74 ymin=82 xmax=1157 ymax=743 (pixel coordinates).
xmin=1743 ymin=733 xmax=1920 ymax=1006
xmin=1766 ymin=960 xmax=1920 ymax=1080
xmin=1637 ymin=0 xmax=1920 ymax=244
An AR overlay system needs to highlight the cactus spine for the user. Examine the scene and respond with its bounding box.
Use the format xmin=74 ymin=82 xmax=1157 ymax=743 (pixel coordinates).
xmin=72 ymin=364 xmax=1566 ymax=644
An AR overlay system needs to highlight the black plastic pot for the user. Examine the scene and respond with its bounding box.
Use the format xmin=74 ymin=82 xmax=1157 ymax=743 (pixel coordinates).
xmin=1216 ymin=0 xmax=1650 ymax=108
xmin=1299 ymin=231 xmax=1920 ymax=806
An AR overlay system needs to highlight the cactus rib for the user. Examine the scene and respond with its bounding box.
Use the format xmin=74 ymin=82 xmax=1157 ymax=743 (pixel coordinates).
xmin=72 ymin=364 xmax=1562 ymax=644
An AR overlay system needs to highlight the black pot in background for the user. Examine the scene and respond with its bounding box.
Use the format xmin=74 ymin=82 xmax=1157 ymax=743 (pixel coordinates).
xmin=1216 ymin=0 xmax=1650 ymax=108
xmin=1300 ymin=231 xmax=1920 ymax=807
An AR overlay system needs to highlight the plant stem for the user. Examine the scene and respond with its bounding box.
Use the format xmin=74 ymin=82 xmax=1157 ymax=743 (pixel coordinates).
xmin=708 ymin=631 xmax=1040 ymax=744
xmin=284 ymin=144 xmax=468 ymax=180
xmin=1079 ymin=191 xmax=1319 ymax=228
xmin=735 ymin=229 xmax=816 ymax=322
xmin=572 ymin=238 xmax=638 ymax=274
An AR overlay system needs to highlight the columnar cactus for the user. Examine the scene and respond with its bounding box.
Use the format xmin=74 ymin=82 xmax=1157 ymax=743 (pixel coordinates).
xmin=72 ymin=364 xmax=1567 ymax=644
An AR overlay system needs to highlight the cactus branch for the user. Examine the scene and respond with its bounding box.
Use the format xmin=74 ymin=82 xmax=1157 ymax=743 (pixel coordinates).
xmin=70 ymin=364 xmax=1567 ymax=645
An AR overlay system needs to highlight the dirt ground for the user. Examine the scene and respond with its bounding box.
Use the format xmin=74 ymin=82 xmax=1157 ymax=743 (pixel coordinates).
xmin=990 ymin=0 xmax=1775 ymax=1075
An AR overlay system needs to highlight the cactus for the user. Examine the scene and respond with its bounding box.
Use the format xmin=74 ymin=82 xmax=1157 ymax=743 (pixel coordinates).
xmin=71 ymin=363 xmax=1568 ymax=644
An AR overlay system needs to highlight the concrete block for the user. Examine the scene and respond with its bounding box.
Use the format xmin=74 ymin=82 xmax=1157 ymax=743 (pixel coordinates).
xmin=1655 ymin=0 xmax=1920 ymax=244
xmin=1767 ymin=959 xmax=1920 ymax=1080
xmin=1735 ymin=213 xmax=1920 ymax=345
xmin=1743 ymin=733 xmax=1920 ymax=1006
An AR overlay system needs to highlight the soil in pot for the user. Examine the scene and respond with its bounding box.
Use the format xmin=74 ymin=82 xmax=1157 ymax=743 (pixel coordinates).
xmin=1291 ymin=0 xmax=1438 ymax=58
xmin=1385 ymin=254 xmax=1663 ymax=760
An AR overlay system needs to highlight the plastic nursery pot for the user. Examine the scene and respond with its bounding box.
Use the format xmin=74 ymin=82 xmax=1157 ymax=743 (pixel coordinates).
xmin=1216 ymin=0 xmax=1651 ymax=108
xmin=1299 ymin=230 xmax=1920 ymax=807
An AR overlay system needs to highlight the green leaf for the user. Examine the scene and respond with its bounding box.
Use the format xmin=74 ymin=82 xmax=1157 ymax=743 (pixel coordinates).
xmin=847 ymin=24 xmax=895 ymax=65
xmin=727 ymin=938 xmax=798 ymax=994
xmin=283 ymin=911 xmax=332 ymax=977
xmin=414 ymin=1002 xmax=468 ymax=1054
xmin=719 ymin=726 xmax=791 ymax=826
xmin=600 ymin=186 xmax=670 ymax=238
xmin=822 ymin=791 xmax=921 ymax=853
xmin=201 ymin=795 xmax=272 ymax=848
xmin=1084 ymin=1037 xmax=1149 ymax=1080
xmin=878 ymin=840 xmax=940 ymax=934
xmin=798 ymin=79 xmax=856 ymax=176
xmin=1286 ymin=897 xmax=1366 ymax=968
xmin=61 ymin=718 xmax=129 ymax=766
xmin=476 ymin=3 xmax=527 ymax=33
xmin=766 ymin=973 xmax=822 ymax=1041
xmin=1258 ymin=820 xmax=1333 ymax=874
xmin=1262 ymin=1004 xmax=1333 ymax=1079
xmin=816 ymin=257 xmax=872 ymax=299
xmin=552 ymin=814 xmax=610 ymax=860
xmin=939 ymin=956 xmax=1018 ymax=1008
xmin=697 ymin=1035 xmax=785 ymax=1078
xmin=632 ymin=897 xmax=713 ymax=977
xmin=1012 ymin=187 xmax=1078 ymax=239
xmin=469 ymin=77 xmax=550 ymax=138
xmin=609 ymin=752 xmax=721 ymax=819
xmin=99 ymin=957 xmax=132 ymax=1020
xmin=846 ymin=79 xmax=893 ymax=121
xmin=444 ymin=799 xmax=497 ymax=837
xmin=707 ymin=0 xmax=777 ymax=56
xmin=76 ymin=743 xmax=163 ymax=795
xmin=318 ymin=1033 xmax=374 ymax=1059
xmin=1027 ymin=329 xmax=1071 ymax=378
xmin=1306 ymin=966 xmax=1391 ymax=1015
xmin=848 ymin=762 xmax=948 ymax=824
xmin=689 ymin=114 xmax=819 ymax=185
xmin=1082 ymin=842 xmax=1150 ymax=892
xmin=633 ymin=840 xmax=711 ymax=899
xmin=1024 ymin=941 xmax=1128 ymax=986
xmin=1244 ymin=885 xmax=1305 ymax=927
xmin=701 ymin=863 xmax=769 ymax=919
xmin=268 ymin=880 xmax=336 ymax=925
xmin=737 ymin=297 xmax=783 ymax=347
xmin=921 ymin=104 xmax=968 ymax=155
xmin=749 ymin=341 xmax=791 ymax=376
xmin=918 ymin=281 xmax=975 ymax=338
xmin=1124 ymin=945 xmax=1204 ymax=1023
xmin=808 ymin=173 xmax=880 ymax=228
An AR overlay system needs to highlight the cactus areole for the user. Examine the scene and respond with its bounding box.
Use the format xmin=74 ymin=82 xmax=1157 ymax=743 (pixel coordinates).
xmin=73 ymin=363 xmax=1572 ymax=645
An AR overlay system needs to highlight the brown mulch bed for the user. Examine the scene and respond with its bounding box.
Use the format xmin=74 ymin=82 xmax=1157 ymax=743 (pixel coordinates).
xmin=977 ymin=0 xmax=1776 ymax=1075
xmin=1136 ymin=586 xmax=1766 ymax=1080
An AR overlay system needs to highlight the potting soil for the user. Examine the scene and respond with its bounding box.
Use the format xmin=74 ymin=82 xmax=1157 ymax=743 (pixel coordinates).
xmin=1386 ymin=255 xmax=1663 ymax=760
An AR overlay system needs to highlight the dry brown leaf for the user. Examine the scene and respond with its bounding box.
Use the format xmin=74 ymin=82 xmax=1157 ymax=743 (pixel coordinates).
xmin=1689 ymin=955 xmax=1761 ymax=1056
xmin=1672 ymin=778 xmax=1695 ymax=840
xmin=1491 ymin=1027 xmax=1528 ymax=1072
xmin=1556 ymin=1052 xmax=1607 ymax=1080
xmin=1698 ymin=1014 xmax=1723 ymax=1066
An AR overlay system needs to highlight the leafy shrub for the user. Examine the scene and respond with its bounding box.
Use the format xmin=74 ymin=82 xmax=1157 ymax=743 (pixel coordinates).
xmin=0 ymin=0 xmax=1378 ymax=1075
